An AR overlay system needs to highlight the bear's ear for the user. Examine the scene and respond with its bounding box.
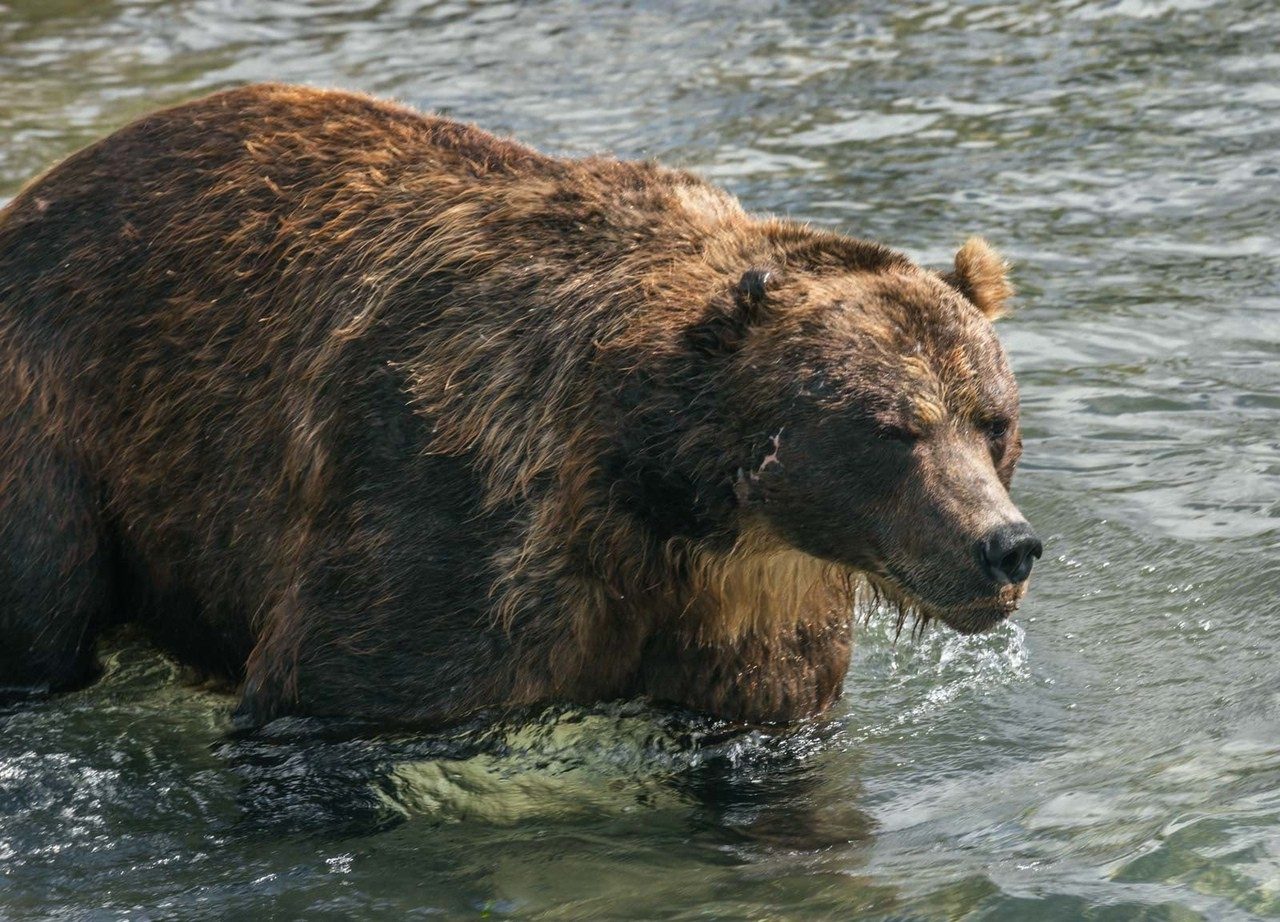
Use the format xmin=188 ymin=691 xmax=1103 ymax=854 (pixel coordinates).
xmin=733 ymin=267 xmax=778 ymax=322
xmin=941 ymin=237 xmax=1013 ymax=320
xmin=687 ymin=266 xmax=782 ymax=354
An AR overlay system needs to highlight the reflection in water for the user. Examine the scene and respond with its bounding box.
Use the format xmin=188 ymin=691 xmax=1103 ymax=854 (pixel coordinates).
xmin=1 ymin=638 xmax=885 ymax=915
xmin=1 ymin=0 xmax=1278 ymax=918
xmin=222 ymin=695 xmax=871 ymax=852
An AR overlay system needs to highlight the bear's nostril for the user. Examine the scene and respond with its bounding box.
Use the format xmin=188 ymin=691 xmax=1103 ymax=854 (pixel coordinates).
xmin=981 ymin=525 xmax=1042 ymax=585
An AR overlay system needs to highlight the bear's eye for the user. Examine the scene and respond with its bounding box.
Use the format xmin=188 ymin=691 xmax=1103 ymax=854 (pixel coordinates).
xmin=875 ymin=423 xmax=917 ymax=444
xmin=985 ymin=417 xmax=1011 ymax=441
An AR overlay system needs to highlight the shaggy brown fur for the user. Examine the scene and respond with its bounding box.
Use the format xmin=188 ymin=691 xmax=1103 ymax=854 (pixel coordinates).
xmin=0 ymin=84 xmax=1039 ymax=726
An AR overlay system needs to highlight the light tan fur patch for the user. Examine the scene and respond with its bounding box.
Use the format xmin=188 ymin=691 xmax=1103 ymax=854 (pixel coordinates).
xmin=952 ymin=237 xmax=1013 ymax=320
xmin=683 ymin=525 xmax=853 ymax=644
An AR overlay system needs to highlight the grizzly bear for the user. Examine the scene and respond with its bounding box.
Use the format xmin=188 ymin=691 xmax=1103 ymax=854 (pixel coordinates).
xmin=0 ymin=84 xmax=1040 ymax=727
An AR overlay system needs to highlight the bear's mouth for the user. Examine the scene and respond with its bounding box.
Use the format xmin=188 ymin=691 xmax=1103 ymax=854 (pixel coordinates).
xmin=865 ymin=571 xmax=1026 ymax=636
xmin=927 ymin=588 xmax=1024 ymax=635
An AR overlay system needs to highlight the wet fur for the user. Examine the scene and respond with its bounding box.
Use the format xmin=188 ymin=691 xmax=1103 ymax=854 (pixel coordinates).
xmin=0 ymin=84 xmax=1022 ymax=726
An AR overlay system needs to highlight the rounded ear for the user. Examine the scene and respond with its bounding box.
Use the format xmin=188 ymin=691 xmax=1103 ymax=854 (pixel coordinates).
xmin=733 ymin=267 xmax=776 ymax=320
xmin=942 ymin=237 xmax=1013 ymax=320
xmin=687 ymin=266 xmax=782 ymax=354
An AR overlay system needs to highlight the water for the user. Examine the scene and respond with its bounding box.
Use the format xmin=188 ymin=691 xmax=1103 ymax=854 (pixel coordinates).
xmin=1 ymin=1 xmax=1277 ymax=918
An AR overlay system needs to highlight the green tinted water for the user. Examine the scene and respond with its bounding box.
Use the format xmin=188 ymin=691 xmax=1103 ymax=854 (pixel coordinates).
xmin=1 ymin=1 xmax=1278 ymax=919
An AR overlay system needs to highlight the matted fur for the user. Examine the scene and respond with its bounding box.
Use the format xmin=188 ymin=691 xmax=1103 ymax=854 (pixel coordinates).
xmin=0 ymin=84 xmax=1034 ymax=726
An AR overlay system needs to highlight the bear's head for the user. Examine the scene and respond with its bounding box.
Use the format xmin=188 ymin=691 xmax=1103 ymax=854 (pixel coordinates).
xmin=705 ymin=236 xmax=1041 ymax=634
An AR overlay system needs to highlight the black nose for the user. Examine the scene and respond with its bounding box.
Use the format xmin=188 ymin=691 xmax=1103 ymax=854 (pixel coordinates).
xmin=980 ymin=523 xmax=1043 ymax=585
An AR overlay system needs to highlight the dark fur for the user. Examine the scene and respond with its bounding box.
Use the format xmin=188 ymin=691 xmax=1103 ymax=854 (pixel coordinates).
xmin=0 ymin=84 xmax=1035 ymax=726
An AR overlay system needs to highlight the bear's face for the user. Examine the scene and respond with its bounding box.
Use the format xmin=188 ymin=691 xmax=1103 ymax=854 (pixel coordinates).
xmin=726 ymin=244 xmax=1040 ymax=634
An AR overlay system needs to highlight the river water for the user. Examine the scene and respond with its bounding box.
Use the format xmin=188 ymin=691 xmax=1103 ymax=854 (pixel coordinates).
xmin=1 ymin=1 xmax=1277 ymax=919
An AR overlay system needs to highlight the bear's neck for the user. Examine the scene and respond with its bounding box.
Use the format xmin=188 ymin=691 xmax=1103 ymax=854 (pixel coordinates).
xmin=677 ymin=528 xmax=855 ymax=645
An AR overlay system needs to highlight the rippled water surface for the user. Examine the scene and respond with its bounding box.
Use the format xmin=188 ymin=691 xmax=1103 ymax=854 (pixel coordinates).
xmin=2 ymin=1 xmax=1278 ymax=919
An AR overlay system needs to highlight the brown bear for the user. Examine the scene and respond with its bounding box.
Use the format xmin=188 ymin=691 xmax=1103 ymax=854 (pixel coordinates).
xmin=0 ymin=84 xmax=1040 ymax=727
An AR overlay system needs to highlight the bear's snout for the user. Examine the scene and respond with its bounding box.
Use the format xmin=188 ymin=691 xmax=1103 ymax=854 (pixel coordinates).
xmin=979 ymin=522 xmax=1042 ymax=586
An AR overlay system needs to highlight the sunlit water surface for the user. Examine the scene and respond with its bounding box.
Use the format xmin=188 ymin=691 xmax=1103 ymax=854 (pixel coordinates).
xmin=1 ymin=1 xmax=1278 ymax=919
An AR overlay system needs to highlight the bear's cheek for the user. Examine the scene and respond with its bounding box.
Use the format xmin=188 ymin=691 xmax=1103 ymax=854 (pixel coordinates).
xmin=751 ymin=433 xmax=910 ymax=569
